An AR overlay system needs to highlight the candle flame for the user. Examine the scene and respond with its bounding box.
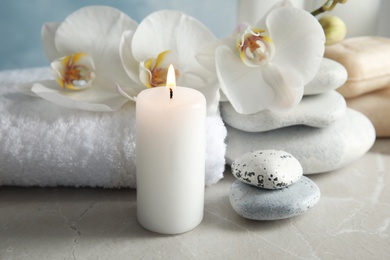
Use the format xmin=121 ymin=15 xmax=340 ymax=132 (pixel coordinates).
xmin=166 ymin=64 xmax=176 ymax=99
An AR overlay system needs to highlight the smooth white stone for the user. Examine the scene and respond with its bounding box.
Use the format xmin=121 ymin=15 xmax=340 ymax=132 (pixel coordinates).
xmin=231 ymin=150 xmax=303 ymax=189
xmin=221 ymin=91 xmax=346 ymax=132
xmin=225 ymin=109 xmax=375 ymax=174
xmin=304 ymin=58 xmax=348 ymax=95
xmin=229 ymin=177 xmax=320 ymax=220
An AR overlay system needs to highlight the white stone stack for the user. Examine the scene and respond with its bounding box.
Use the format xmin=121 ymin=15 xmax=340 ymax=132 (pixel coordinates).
xmin=221 ymin=58 xmax=376 ymax=175
xmin=229 ymin=150 xmax=320 ymax=220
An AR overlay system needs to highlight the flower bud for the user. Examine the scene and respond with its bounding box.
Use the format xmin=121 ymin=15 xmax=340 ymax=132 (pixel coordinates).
xmin=319 ymin=15 xmax=347 ymax=45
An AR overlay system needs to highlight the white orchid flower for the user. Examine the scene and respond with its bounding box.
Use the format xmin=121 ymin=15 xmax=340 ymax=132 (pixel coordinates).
xmin=15 ymin=6 xmax=138 ymax=111
xmin=119 ymin=10 xmax=220 ymax=115
xmin=215 ymin=2 xmax=325 ymax=114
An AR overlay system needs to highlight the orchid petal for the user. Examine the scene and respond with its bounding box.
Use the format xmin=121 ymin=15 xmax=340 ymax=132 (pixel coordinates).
xmin=155 ymin=50 xmax=181 ymax=70
xmin=127 ymin=10 xmax=219 ymax=115
xmin=261 ymin=63 xmax=303 ymax=111
xmin=132 ymin=10 xmax=216 ymax=66
xmin=195 ymin=82 xmax=221 ymax=116
xmin=55 ymin=6 xmax=138 ymax=87
xmin=119 ymin=30 xmax=147 ymax=97
xmin=32 ymin=80 xmax=130 ymax=111
xmin=219 ymin=90 xmax=229 ymax=102
xmin=116 ymin=83 xmax=136 ymax=101
xmin=14 ymin=81 xmax=46 ymax=97
xmin=139 ymin=62 xmax=153 ymax=88
xmin=216 ymin=46 xmax=274 ymax=114
xmin=256 ymin=0 xmax=293 ymax=29
xmin=181 ymin=71 xmax=207 ymax=88
xmin=181 ymin=70 xmax=220 ymax=115
xmin=195 ymin=38 xmax=231 ymax=72
xmin=120 ymin=30 xmax=141 ymax=85
xmin=41 ymin=22 xmax=61 ymax=62
xmin=138 ymin=51 xmax=181 ymax=88
xmin=266 ymin=7 xmax=325 ymax=84
xmin=181 ymin=71 xmax=220 ymax=115
xmin=51 ymin=53 xmax=96 ymax=91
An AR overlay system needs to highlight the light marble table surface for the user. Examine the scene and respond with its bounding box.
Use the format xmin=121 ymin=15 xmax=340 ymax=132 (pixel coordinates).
xmin=1 ymin=139 xmax=389 ymax=260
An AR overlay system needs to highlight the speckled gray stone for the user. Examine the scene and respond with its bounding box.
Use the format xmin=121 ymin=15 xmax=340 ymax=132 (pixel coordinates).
xmin=221 ymin=91 xmax=346 ymax=132
xmin=304 ymin=58 xmax=347 ymax=95
xmin=232 ymin=150 xmax=302 ymax=189
xmin=229 ymin=177 xmax=320 ymax=220
xmin=225 ymin=109 xmax=375 ymax=174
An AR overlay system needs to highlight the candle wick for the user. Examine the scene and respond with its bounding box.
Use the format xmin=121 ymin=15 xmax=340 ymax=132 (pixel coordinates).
xmin=170 ymin=88 xmax=173 ymax=99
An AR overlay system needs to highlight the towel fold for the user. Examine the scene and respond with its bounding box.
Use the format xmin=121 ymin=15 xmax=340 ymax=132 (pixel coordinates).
xmin=0 ymin=68 xmax=227 ymax=188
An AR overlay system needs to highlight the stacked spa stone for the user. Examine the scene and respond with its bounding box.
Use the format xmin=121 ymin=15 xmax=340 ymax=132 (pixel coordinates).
xmin=221 ymin=58 xmax=376 ymax=175
xmin=229 ymin=150 xmax=320 ymax=220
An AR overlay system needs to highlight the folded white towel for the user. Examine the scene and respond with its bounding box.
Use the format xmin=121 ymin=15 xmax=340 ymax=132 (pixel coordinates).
xmin=0 ymin=68 xmax=227 ymax=188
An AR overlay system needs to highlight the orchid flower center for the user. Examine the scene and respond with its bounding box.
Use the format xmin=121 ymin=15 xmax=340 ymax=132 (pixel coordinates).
xmin=51 ymin=53 xmax=96 ymax=91
xmin=139 ymin=50 xmax=180 ymax=88
xmin=236 ymin=27 xmax=275 ymax=67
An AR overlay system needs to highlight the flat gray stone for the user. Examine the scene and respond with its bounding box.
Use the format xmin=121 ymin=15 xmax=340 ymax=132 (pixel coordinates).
xmin=225 ymin=109 xmax=375 ymax=174
xmin=229 ymin=177 xmax=320 ymax=220
xmin=231 ymin=150 xmax=303 ymax=189
xmin=221 ymin=91 xmax=346 ymax=132
xmin=304 ymin=58 xmax=347 ymax=95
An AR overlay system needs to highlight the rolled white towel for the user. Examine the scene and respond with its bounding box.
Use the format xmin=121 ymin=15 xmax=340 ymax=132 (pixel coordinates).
xmin=0 ymin=68 xmax=227 ymax=188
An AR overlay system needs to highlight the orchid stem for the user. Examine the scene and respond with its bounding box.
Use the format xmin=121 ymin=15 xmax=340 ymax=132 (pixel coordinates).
xmin=311 ymin=0 xmax=338 ymax=16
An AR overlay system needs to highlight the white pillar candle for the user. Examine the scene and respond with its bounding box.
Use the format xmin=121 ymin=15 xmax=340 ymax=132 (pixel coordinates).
xmin=136 ymin=65 xmax=206 ymax=234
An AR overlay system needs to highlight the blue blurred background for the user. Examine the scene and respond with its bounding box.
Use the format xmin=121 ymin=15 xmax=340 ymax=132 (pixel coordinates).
xmin=0 ymin=0 xmax=236 ymax=71
xmin=1 ymin=0 xmax=389 ymax=71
